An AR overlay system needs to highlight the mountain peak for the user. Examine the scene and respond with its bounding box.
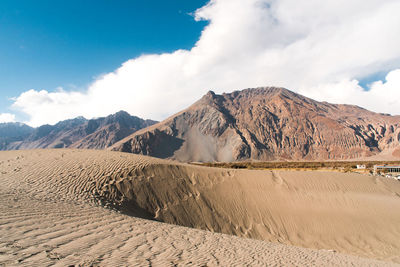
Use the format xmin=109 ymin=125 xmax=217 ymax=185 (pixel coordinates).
xmin=113 ymin=87 xmax=400 ymax=162
xmin=114 ymin=110 xmax=131 ymax=117
xmin=226 ymin=87 xmax=301 ymax=100
xmin=205 ymin=90 xmax=216 ymax=97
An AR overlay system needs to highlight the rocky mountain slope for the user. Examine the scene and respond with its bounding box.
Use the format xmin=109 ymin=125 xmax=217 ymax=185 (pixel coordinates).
xmin=111 ymin=87 xmax=400 ymax=162
xmin=0 ymin=122 xmax=34 ymax=150
xmin=1 ymin=111 xmax=156 ymax=150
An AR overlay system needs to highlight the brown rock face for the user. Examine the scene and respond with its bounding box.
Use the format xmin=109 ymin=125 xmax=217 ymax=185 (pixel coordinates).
xmin=112 ymin=87 xmax=400 ymax=162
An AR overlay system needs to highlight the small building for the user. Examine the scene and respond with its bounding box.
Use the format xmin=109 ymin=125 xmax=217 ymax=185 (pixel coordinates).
xmin=374 ymin=165 xmax=400 ymax=175
xmin=356 ymin=165 xmax=366 ymax=169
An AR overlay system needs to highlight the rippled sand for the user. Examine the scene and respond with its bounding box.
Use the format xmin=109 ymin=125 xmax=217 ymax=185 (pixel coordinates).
xmin=1 ymin=149 xmax=399 ymax=266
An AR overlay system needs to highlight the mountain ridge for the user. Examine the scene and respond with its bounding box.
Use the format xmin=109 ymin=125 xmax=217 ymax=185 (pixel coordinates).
xmin=111 ymin=87 xmax=400 ymax=162
xmin=0 ymin=111 xmax=157 ymax=150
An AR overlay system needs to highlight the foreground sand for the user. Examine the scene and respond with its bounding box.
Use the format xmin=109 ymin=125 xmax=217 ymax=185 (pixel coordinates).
xmin=1 ymin=149 xmax=400 ymax=266
xmin=3 ymin=189 xmax=393 ymax=266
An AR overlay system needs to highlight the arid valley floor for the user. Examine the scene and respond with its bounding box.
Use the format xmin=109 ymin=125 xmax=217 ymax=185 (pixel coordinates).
xmin=1 ymin=149 xmax=400 ymax=266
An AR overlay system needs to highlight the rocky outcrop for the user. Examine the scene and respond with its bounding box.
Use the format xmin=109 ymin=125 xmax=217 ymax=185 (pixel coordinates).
xmin=112 ymin=87 xmax=400 ymax=162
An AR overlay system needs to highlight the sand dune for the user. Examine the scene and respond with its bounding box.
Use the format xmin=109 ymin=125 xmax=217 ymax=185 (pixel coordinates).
xmin=1 ymin=149 xmax=400 ymax=266
xmin=2 ymin=189 xmax=392 ymax=266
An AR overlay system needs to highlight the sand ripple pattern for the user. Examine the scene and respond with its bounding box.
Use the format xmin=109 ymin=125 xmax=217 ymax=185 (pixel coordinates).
xmin=1 ymin=149 xmax=400 ymax=266
xmin=0 ymin=189 xmax=394 ymax=266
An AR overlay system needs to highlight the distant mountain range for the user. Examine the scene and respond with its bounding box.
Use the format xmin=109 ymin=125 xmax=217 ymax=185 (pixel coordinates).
xmin=2 ymin=87 xmax=400 ymax=161
xmin=110 ymin=87 xmax=400 ymax=161
xmin=0 ymin=111 xmax=156 ymax=150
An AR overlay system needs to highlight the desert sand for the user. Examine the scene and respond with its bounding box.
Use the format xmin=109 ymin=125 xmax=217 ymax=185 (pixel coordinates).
xmin=1 ymin=149 xmax=400 ymax=266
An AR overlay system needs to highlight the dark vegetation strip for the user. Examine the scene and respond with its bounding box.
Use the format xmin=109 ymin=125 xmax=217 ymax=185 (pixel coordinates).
xmin=194 ymin=161 xmax=400 ymax=172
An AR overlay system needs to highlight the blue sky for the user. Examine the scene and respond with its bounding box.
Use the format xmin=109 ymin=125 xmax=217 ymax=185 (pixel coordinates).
xmin=1 ymin=0 xmax=400 ymax=126
xmin=0 ymin=0 xmax=207 ymax=116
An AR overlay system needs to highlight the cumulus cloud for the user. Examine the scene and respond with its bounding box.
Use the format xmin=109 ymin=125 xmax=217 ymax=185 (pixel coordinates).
xmin=0 ymin=113 xmax=16 ymax=123
xmin=12 ymin=88 xmax=87 ymax=127
xmin=11 ymin=0 xmax=400 ymax=126
xmin=298 ymin=69 xmax=400 ymax=114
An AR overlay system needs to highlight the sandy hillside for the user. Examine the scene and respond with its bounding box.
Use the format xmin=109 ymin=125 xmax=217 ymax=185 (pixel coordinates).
xmin=1 ymin=149 xmax=400 ymax=266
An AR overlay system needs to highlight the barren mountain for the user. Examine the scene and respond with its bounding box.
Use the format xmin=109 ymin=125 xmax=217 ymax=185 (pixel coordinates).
xmin=0 ymin=122 xmax=34 ymax=150
xmin=2 ymin=111 xmax=156 ymax=150
xmin=112 ymin=87 xmax=400 ymax=161
xmin=70 ymin=111 xmax=157 ymax=149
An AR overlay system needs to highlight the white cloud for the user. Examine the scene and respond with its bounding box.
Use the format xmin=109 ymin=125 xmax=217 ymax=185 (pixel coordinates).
xmin=10 ymin=0 xmax=400 ymax=126
xmin=298 ymin=69 xmax=400 ymax=115
xmin=0 ymin=113 xmax=16 ymax=123
xmin=12 ymin=89 xmax=86 ymax=127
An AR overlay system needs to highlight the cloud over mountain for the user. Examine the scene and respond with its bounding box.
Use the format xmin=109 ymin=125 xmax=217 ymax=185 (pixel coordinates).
xmin=11 ymin=0 xmax=400 ymax=126
xmin=0 ymin=113 xmax=16 ymax=123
